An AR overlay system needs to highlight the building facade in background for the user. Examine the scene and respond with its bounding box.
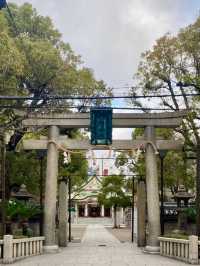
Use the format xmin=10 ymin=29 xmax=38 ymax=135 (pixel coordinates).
xmin=73 ymin=151 xmax=118 ymax=220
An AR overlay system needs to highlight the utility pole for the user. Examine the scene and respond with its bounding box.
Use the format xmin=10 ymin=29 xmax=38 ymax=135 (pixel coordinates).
xmin=131 ymin=176 xmax=134 ymax=243
xmin=185 ymin=144 xmax=200 ymax=236
xmin=39 ymin=152 xmax=45 ymax=236
xmin=196 ymin=141 xmax=200 ymax=237
xmin=160 ymin=155 xmax=164 ymax=235
xmin=1 ymin=134 xmax=6 ymax=235
xmin=159 ymin=150 xmax=167 ymax=236
xmin=102 ymin=158 xmax=104 ymax=176
xmin=40 ymin=156 xmax=44 ymax=235
xmin=36 ymin=150 xmax=46 ymax=236
xmin=68 ymin=176 xmax=72 ymax=242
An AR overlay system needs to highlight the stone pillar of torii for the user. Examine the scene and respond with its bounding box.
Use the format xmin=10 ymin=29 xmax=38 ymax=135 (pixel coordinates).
xmin=21 ymin=111 xmax=185 ymax=253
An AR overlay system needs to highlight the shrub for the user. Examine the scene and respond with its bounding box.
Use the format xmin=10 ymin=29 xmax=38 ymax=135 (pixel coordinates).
xmin=5 ymin=200 xmax=41 ymax=221
xmin=183 ymin=207 xmax=196 ymax=223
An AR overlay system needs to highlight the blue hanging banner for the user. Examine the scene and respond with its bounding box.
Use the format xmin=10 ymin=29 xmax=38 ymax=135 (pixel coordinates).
xmin=0 ymin=0 xmax=6 ymax=9
xmin=90 ymin=107 xmax=112 ymax=145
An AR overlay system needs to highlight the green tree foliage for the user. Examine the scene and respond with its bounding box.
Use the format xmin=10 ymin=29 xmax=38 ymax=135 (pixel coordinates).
xmin=161 ymin=151 xmax=194 ymax=194
xmin=59 ymin=152 xmax=88 ymax=192
xmin=0 ymin=12 xmax=24 ymax=95
xmin=98 ymin=175 xmax=131 ymax=227
xmin=0 ymin=11 xmax=25 ymax=125
xmin=4 ymin=3 xmax=61 ymax=43
xmin=132 ymin=128 xmax=174 ymax=140
xmin=130 ymin=16 xmax=200 ymax=232
xmin=0 ymin=2 xmax=110 ymax=121
xmin=133 ymin=18 xmax=200 ymax=146
xmin=116 ymin=128 xmax=195 ymax=194
xmin=115 ymin=150 xmax=145 ymax=181
xmin=6 ymin=147 xmax=89 ymax=197
xmin=5 ymin=199 xmax=41 ymax=221
xmin=116 ymin=128 xmax=174 ymax=183
xmin=6 ymin=151 xmax=40 ymax=195
xmin=0 ymin=2 xmax=110 ymax=196
xmin=4 ymin=199 xmax=41 ymax=236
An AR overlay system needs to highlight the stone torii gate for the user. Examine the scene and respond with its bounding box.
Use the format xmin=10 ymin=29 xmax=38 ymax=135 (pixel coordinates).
xmin=22 ymin=111 xmax=185 ymax=253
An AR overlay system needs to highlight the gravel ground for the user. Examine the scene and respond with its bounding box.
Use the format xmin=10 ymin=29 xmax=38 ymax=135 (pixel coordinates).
xmin=106 ymin=226 xmax=132 ymax=243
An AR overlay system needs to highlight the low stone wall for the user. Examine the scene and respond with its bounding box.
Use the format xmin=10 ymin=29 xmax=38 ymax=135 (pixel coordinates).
xmin=1 ymin=235 xmax=45 ymax=264
xmin=159 ymin=235 xmax=199 ymax=264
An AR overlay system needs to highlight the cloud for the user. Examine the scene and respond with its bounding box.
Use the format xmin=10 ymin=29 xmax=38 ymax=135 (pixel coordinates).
xmin=113 ymin=128 xmax=132 ymax=140
xmin=10 ymin=0 xmax=198 ymax=87
xmin=9 ymin=0 xmax=199 ymax=139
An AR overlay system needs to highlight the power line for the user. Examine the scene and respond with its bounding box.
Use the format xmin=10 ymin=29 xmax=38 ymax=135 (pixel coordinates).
xmin=1 ymin=2 xmax=199 ymax=115
xmin=0 ymin=92 xmax=199 ymax=101
xmin=2 ymin=2 xmax=198 ymax=104
xmin=0 ymin=84 xmax=195 ymax=93
xmin=73 ymin=157 xmax=139 ymax=160
xmin=70 ymin=174 xmax=143 ymax=177
xmin=0 ymin=104 xmax=192 ymax=112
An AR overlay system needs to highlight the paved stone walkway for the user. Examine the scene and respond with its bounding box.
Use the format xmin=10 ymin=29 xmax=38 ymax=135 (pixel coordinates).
xmin=82 ymin=224 xmax=120 ymax=246
xmin=14 ymin=224 xmax=187 ymax=266
xmin=77 ymin=217 xmax=113 ymax=226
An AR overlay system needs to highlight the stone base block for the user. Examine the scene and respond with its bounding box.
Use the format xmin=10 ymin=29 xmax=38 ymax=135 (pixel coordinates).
xmin=3 ymin=258 xmax=13 ymax=264
xmin=43 ymin=245 xmax=59 ymax=254
xmin=72 ymin=238 xmax=81 ymax=243
xmin=143 ymin=245 xmax=160 ymax=254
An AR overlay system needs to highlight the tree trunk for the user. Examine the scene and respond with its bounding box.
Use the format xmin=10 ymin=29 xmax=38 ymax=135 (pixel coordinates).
xmin=113 ymin=205 xmax=117 ymax=228
xmin=196 ymin=140 xmax=200 ymax=237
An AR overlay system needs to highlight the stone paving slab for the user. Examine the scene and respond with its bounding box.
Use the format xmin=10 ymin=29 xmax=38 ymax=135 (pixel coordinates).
xmin=13 ymin=224 xmax=189 ymax=266
xmin=82 ymin=224 xmax=120 ymax=246
xmin=71 ymin=224 xmax=87 ymax=241
xmin=77 ymin=217 xmax=113 ymax=226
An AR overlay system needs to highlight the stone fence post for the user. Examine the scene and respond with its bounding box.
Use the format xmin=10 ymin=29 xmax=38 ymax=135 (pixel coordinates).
xmin=189 ymin=235 xmax=198 ymax=264
xmin=3 ymin=235 xmax=13 ymax=264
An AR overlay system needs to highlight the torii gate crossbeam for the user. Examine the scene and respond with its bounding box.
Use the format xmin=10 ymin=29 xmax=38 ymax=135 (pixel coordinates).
xmin=22 ymin=111 xmax=186 ymax=128
xmin=21 ymin=138 xmax=183 ymax=151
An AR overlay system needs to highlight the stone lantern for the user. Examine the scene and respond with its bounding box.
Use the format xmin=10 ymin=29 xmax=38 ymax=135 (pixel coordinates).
xmin=11 ymin=184 xmax=33 ymax=202
xmin=173 ymin=185 xmax=194 ymax=231
xmin=11 ymin=184 xmax=37 ymax=236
